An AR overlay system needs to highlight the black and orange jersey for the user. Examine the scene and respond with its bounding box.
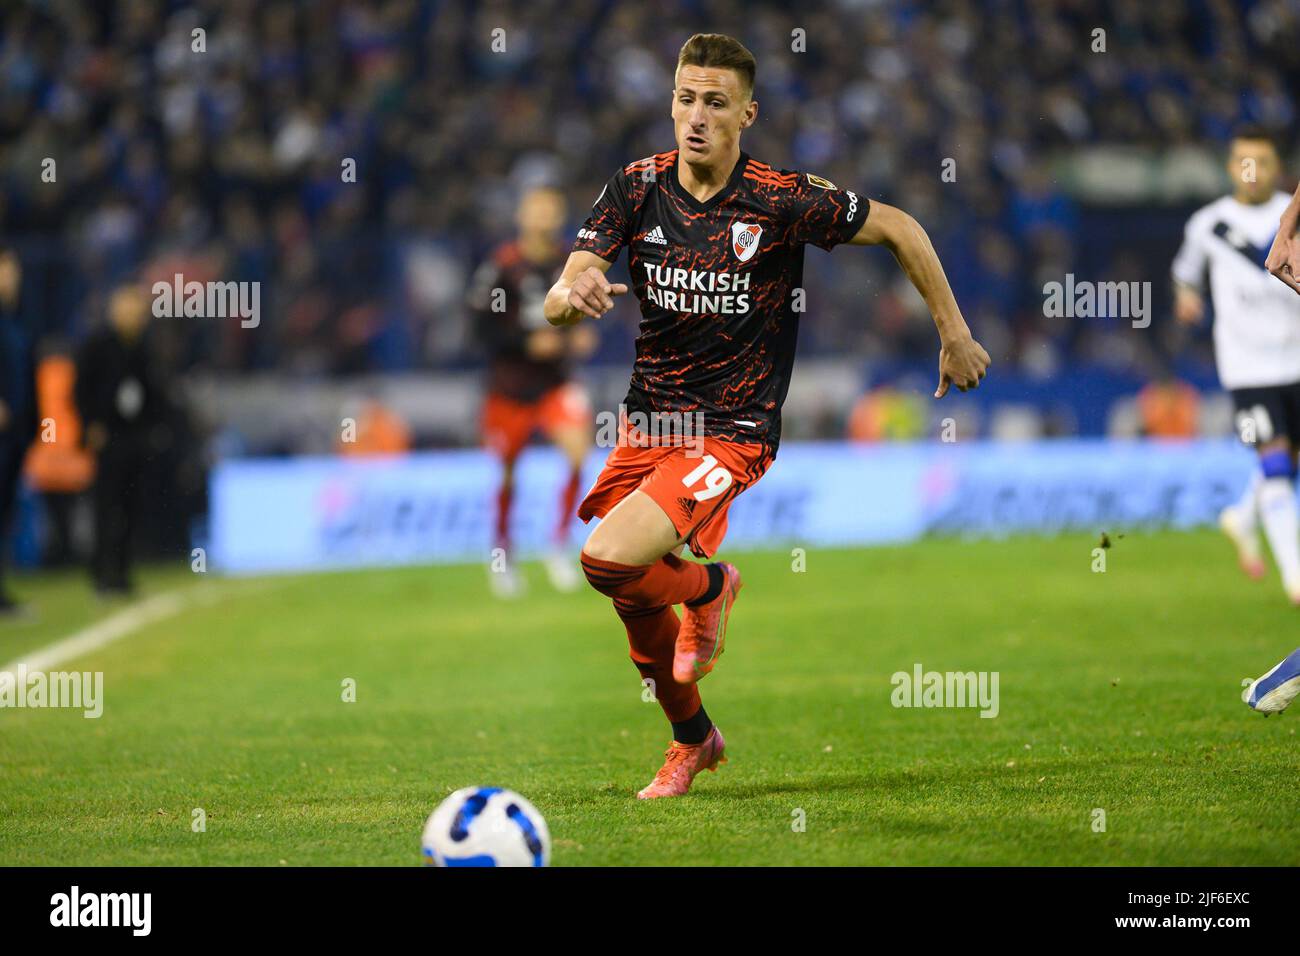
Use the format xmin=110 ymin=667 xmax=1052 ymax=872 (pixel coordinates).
xmin=468 ymin=239 xmax=573 ymax=403
xmin=572 ymin=149 xmax=867 ymax=449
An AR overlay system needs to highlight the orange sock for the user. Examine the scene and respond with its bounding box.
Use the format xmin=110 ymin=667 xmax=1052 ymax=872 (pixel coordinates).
xmin=613 ymin=598 xmax=701 ymax=722
xmin=580 ymin=552 xmax=710 ymax=605
xmin=494 ymin=481 xmax=512 ymax=552
xmin=555 ymin=468 xmax=581 ymax=545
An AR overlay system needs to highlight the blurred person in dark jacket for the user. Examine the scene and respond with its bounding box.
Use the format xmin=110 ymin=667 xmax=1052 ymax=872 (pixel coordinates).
xmin=0 ymin=248 xmax=37 ymax=615
xmin=74 ymin=283 xmax=163 ymax=596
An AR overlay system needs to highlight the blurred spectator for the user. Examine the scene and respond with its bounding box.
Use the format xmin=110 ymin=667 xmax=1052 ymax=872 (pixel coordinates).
xmin=0 ymin=248 xmax=36 ymax=613
xmin=74 ymin=284 xmax=164 ymax=596
xmin=847 ymin=385 xmax=927 ymax=442
xmin=336 ymin=396 xmax=412 ymax=456
xmin=0 ymin=0 xmax=1294 ymax=383
xmin=1137 ymin=373 xmax=1201 ymax=438
xmin=24 ymin=346 xmax=95 ymax=566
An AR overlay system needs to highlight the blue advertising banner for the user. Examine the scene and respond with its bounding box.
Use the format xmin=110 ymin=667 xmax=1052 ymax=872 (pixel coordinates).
xmin=209 ymin=440 xmax=1255 ymax=574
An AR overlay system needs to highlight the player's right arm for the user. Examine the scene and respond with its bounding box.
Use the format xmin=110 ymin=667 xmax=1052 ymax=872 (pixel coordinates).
xmin=1173 ymin=283 xmax=1205 ymax=325
xmin=1171 ymin=211 xmax=1209 ymax=325
xmin=543 ymin=251 xmax=628 ymax=326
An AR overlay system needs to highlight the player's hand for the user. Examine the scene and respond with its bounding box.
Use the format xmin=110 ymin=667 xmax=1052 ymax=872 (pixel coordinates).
xmin=935 ymin=334 xmax=990 ymax=398
xmin=567 ymin=267 xmax=628 ymax=320
xmin=1173 ymin=286 xmax=1205 ymax=325
xmin=1265 ymin=229 xmax=1300 ymax=297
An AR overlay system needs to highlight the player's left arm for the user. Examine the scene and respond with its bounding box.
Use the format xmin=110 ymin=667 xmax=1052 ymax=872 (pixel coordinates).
xmin=849 ymin=201 xmax=991 ymax=398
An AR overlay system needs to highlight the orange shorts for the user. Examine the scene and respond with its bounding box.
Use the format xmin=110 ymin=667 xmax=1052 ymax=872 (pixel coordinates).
xmin=483 ymin=382 xmax=591 ymax=461
xmin=577 ymin=419 xmax=775 ymax=559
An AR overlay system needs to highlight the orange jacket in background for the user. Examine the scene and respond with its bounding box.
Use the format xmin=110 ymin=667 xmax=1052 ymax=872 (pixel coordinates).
xmin=24 ymin=355 xmax=95 ymax=493
xmin=1137 ymin=380 xmax=1199 ymax=439
xmin=336 ymin=400 xmax=413 ymax=457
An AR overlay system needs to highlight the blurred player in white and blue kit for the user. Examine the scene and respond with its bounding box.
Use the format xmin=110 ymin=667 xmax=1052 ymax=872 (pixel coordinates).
xmin=1174 ymin=126 xmax=1300 ymax=606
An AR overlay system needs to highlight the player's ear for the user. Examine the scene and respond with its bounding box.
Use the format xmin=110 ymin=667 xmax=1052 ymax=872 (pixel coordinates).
xmin=741 ymin=99 xmax=757 ymax=130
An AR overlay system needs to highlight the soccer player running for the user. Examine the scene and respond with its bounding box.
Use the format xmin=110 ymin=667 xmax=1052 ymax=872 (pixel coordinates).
xmin=1247 ymin=152 xmax=1300 ymax=711
xmin=469 ymin=185 xmax=598 ymax=598
xmin=1173 ymin=127 xmax=1300 ymax=604
xmin=543 ymin=34 xmax=990 ymax=798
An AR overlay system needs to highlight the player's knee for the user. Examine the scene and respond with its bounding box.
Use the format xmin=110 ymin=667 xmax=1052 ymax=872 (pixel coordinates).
xmin=579 ymin=530 xmax=618 ymax=564
xmin=580 ymin=547 xmax=649 ymax=599
xmin=581 ymin=518 xmax=642 ymax=565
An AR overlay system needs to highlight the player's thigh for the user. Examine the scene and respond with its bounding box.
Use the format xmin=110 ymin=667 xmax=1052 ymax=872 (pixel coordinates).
xmin=482 ymin=393 xmax=536 ymax=462
xmin=583 ymin=489 xmax=688 ymax=565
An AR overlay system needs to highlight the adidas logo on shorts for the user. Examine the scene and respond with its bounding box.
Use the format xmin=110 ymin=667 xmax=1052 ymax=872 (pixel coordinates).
xmin=676 ymin=496 xmax=698 ymax=519
xmin=642 ymin=225 xmax=668 ymax=245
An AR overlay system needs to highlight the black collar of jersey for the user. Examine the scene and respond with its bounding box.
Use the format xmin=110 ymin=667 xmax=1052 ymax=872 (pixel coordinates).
xmin=670 ymin=149 xmax=749 ymax=212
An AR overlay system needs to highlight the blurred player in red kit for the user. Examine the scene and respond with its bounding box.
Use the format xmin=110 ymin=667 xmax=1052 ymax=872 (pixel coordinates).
xmin=544 ymin=34 xmax=991 ymax=798
xmin=469 ymin=185 xmax=598 ymax=598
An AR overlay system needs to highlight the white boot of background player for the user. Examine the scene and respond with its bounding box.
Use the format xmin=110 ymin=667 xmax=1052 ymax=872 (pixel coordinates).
xmin=488 ymin=559 xmax=527 ymax=600
xmin=543 ymin=549 xmax=581 ymax=593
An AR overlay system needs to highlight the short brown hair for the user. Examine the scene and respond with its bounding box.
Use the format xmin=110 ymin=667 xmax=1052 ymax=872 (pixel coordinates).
xmin=1230 ymin=123 xmax=1282 ymax=156
xmin=676 ymin=33 xmax=756 ymax=98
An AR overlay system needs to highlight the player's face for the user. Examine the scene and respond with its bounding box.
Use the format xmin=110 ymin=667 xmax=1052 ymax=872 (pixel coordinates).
xmin=517 ymin=188 xmax=566 ymax=239
xmin=109 ymin=286 xmax=149 ymax=338
xmin=672 ymin=65 xmax=757 ymax=166
xmin=1227 ymin=139 xmax=1280 ymax=203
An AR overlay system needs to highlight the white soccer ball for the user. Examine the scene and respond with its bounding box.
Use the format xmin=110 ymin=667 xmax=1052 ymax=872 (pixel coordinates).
xmin=422 ymin=787 xmax=551 ymax=867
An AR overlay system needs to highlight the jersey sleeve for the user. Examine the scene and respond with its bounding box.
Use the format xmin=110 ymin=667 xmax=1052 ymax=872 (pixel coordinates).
xmin=784 ymin=172 xmax=868 ymax=250
xmin=1171 ymin=215 xmax=1209 ymax=292
xmin=572 ymin=169 xmax=635 ymax=262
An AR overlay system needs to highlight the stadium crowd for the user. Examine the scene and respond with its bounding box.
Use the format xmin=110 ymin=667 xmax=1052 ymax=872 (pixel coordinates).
xmin=1 ymin=0 xmax=1297 ymax=381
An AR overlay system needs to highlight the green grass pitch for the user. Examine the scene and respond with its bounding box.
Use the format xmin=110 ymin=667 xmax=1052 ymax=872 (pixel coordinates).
xmin=1 ymin=529 xmax=1297 ymax=866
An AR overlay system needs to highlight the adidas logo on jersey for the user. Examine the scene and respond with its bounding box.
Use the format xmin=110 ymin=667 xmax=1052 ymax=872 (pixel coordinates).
xmin=641 ymin=225 xmax=668 ymax=245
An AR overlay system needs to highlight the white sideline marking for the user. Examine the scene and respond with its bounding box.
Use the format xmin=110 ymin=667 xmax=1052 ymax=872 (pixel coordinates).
xmin=0 ymin=591 xmax=189 ymax=691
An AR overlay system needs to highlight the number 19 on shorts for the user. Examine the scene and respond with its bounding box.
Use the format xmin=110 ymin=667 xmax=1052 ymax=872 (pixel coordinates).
xmin=681 ymin=455 xmax=733 ymax=501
